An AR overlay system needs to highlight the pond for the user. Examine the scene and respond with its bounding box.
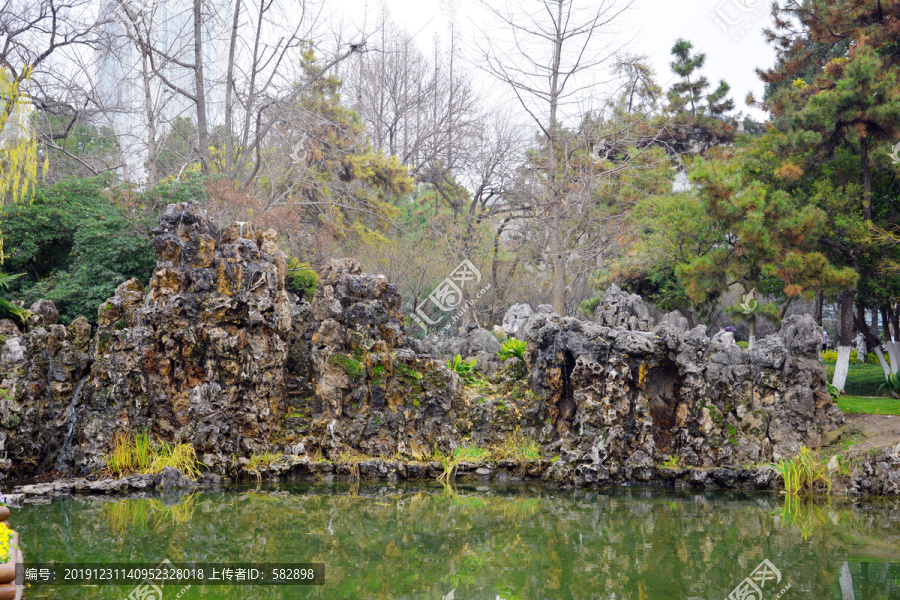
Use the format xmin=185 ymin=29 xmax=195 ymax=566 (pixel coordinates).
xmin=13 ymin=482 xmax=900 ymax=599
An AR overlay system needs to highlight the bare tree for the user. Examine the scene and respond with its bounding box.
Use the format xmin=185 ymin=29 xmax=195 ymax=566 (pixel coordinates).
xmin=473 ymin=0 xmax=635 ymax=314
xmin=101 ymin=0 xmax=362 ymax=184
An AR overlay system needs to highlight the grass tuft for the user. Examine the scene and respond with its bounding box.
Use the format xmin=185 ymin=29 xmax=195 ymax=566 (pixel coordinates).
xmin=493 ymin=429 xmax=541 ymax=462
xmin=767 ymin=446 xmax=835 ymax=495
xmin=104 ymin=429 xmax=200 ymax=479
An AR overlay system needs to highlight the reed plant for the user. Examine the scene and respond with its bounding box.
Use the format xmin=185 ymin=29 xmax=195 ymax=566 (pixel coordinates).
xmin=104 ymin=429 xmax=200 ymax=478
xmin=767 ymin=446 xmax=833 ymax=495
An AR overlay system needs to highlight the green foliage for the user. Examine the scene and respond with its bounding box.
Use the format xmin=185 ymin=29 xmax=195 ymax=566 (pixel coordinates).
xmin=665 ymin=39 xmax=736 ymax=152
xmin=826 ymin=381 xmax=840 ymax=400
xmin=0 ymin=272 xmax=27 ymax=326
xmin=36 ymin=112 xmax=119 ymax=183
xmin=659 ymin=456 xmax=681 ymax=469
xmin=494 ymin=428 xmax=541 ymax=462
xmin=285 ymin=257 xmax=318 ymax=300
xmin=447 ymin=354 xmax=478 ymax=383
xmin=157 ymin=117 xmax=200 ymax=181
xmin=497 ymin=338 xmax=527 ymax=362
xmin=1 ymin=177 xmax=157 ymax=323
xmin=332 ymin=353 xmax=365 ymax=381
xmin=578 ymin=296 xmax=603 ymax=318
xmin=736 ymin=341 xmax=749 ymax=349
xmin=675 ymin=153 xmax=856 ymax=337
xmin=246 ymin=453 xmax=281 ymax=473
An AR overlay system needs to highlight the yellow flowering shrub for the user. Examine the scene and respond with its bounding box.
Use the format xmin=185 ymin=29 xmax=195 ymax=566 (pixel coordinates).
xmin=0 ymin=522 xmax=13 ymax=563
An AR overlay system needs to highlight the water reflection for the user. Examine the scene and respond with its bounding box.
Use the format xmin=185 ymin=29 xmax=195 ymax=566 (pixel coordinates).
xmin=12 ymin=483 xmax=900 ymax=599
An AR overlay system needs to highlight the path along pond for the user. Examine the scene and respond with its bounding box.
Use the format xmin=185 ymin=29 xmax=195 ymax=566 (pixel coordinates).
xmin=14 ymin=482 xmax=900 ymax=599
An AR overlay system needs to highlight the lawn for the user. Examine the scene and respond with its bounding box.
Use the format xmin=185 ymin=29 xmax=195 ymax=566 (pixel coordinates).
xmin=824 ymin=361 xmax=889 ymax=397
xmin=837 ymin=395 xmax=900 ymax=415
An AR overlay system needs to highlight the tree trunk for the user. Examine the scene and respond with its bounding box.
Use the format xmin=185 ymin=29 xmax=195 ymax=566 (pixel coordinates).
xmin=856 ymin=303 xmax=866 ymax=362
xmin=141 ymin=51 xmax=158 ymax=184
xmin=223 ymin=0 xmax=241 ymax=175
xmin=887 ymin=303 xmax=900 ymax=373
xmin=193 ymin=0 xmax=210 ymax=175
xmin=832 ymin=289 xmax=855 ymax=392
xmin=548 ymin=0 xmax=565 ymax=315
xmin=814 ymin=291 xmax=823 ymax=326
xmin=854 ymin=311 xmax=890 ymax=379
xmin=748 ymin=316 xmax=756 ymax=351
xmin=861 ymin=135 xmax=872 ymax=221
xmin=839 ymin=562 xmax=856 ymax=600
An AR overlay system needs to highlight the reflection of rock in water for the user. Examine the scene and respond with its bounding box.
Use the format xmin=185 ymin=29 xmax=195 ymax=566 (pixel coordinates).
xmin=12 ymin=486 xmax=900 ymax=599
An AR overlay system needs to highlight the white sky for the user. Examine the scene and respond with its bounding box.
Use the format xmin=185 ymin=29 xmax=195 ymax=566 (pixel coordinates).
xmin=328 ymin=0 xmax=777 ymax=122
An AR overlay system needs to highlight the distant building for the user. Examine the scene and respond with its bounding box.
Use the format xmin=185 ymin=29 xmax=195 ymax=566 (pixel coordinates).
xmin=95 ymin=0 xmax=228 ymax=184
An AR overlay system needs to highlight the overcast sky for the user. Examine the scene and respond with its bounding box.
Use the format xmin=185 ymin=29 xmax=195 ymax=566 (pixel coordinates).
xmin=328 ymin=0 xmax=777 ymax=122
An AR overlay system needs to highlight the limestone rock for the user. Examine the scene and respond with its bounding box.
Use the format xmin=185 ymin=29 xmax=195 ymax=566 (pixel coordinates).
xmin=593 ymin=285 xmax=656 ymax=331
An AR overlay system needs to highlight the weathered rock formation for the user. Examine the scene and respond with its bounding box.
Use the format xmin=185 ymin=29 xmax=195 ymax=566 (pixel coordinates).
xmin=0 ymin=305 xmax=92 ymax=475
xmin=523 ymin=306 xmax=843 ymax=486
xmin=0 ymin=203 xmax=292 ymax=476
xmin=83 ymin=203 xmax=293 ymax=467
xmin=286 ymin=258 xmax=463 ymax=460
xmin=0 ymin=202 xmax=872 ymax=494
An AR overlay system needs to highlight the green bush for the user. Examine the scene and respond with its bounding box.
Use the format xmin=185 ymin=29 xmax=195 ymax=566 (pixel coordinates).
xmin=736 ymin=341 xmax=749 ymax=349
xmin=821 ymin=349 xmax=879 ymax=364
xmin=1 ymin=177 xmax=158 ymax=323
xmin=285 ymin=257 xmax=318 ymax=300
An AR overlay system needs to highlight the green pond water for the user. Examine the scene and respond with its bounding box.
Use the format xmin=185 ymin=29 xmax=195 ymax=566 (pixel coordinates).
xmin=12 ymin=482 xmax=900 ymax=599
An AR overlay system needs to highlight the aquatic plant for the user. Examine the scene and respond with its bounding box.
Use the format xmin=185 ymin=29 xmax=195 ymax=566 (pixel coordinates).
xmin=767 ymin=446 xmax=834 ymax=495
xmin=103 ymin=429 xmax=200 ymax=478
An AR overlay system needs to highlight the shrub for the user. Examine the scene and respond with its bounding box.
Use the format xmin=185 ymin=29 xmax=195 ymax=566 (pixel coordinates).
xmin=1 ymin=177 xmax=157 ymax=323
xmin=879 ymin=372 xmax=900 ymax=399
xmin=285 ymin=257 xmax=318 ymax=300
xmin=447 ymin=354 xmax=475 ymax=377
xmin=736 ymin=341 xmax=749 ymax=349
xmin=578 ymin=297 xmax=603 ymax=318
xmin=821 ymin=349 xmax=879 ymax=364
